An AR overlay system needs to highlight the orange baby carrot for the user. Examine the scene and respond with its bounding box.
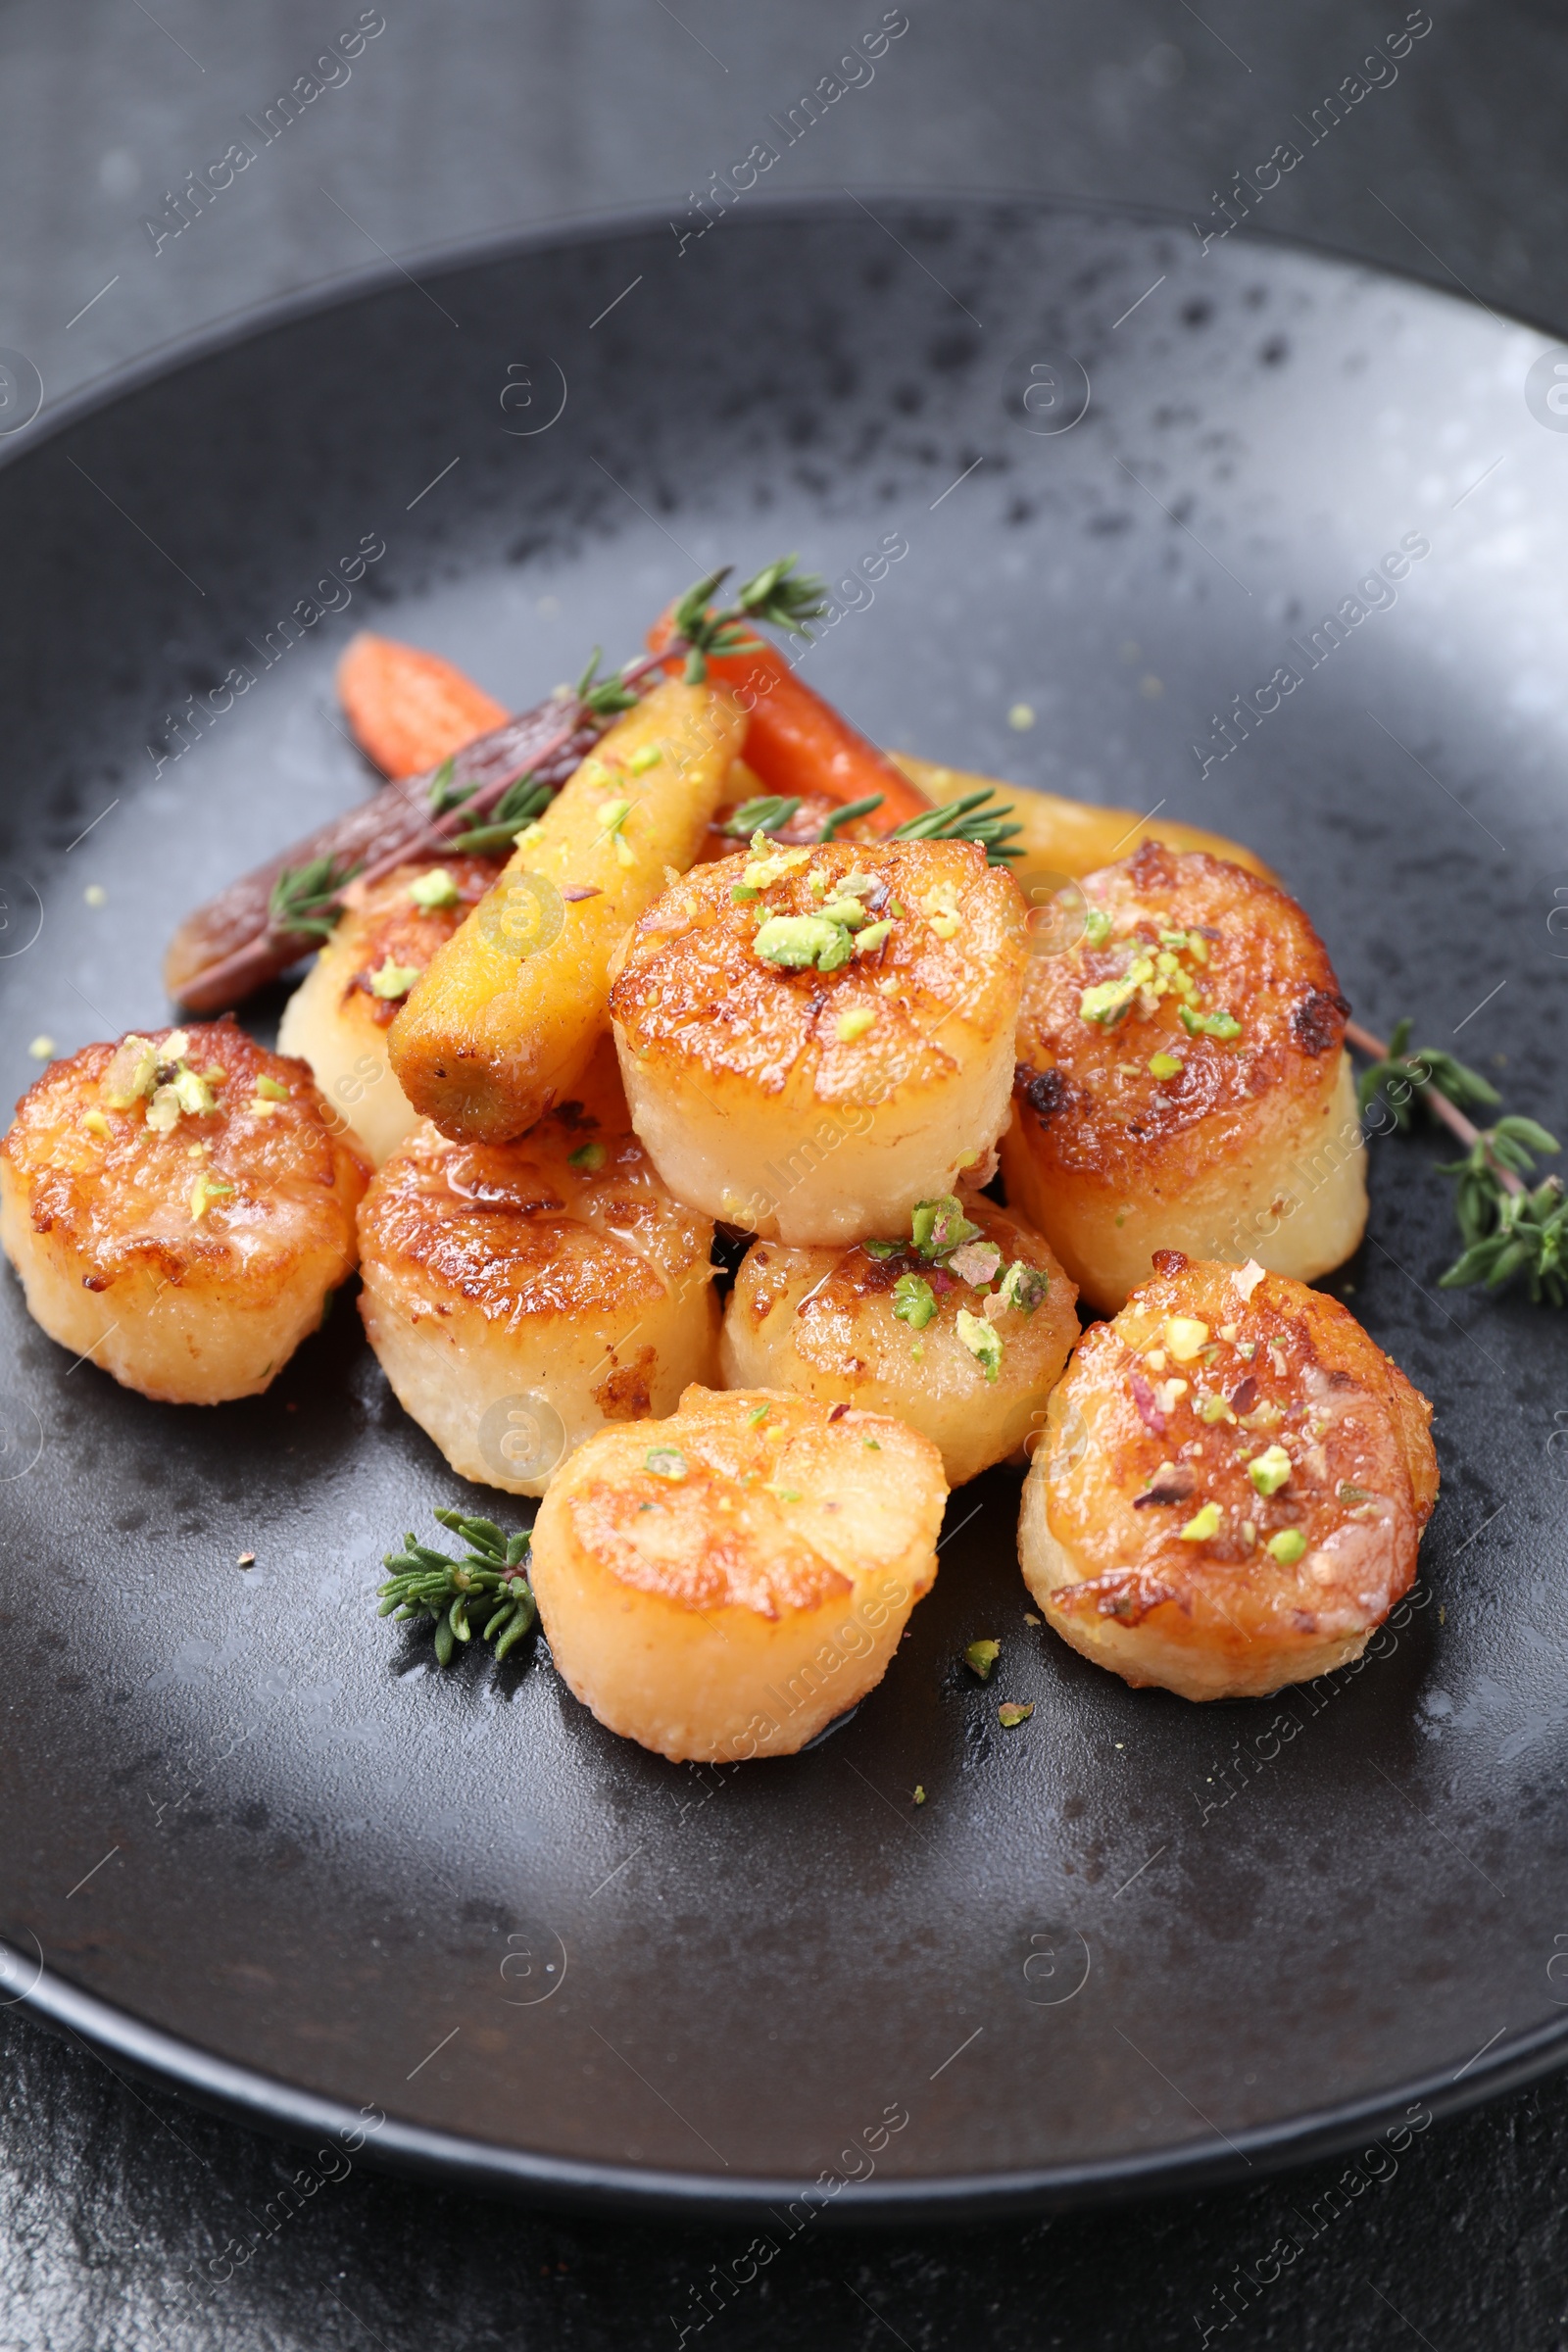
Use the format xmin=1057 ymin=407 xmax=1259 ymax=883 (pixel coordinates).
xmin=337 ymin=632 xmax=510 ymax=779
xmin=646 ymin=610 xmax=932 ymax=827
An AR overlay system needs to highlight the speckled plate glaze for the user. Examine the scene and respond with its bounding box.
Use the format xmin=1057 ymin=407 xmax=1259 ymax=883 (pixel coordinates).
xmin=2 ymin=198 xmax=1565 ymax=2220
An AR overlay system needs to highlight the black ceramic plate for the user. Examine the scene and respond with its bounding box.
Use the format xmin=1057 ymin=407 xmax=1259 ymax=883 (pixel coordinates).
xmin=3 ymin=197 xmax=1566 ymax=2221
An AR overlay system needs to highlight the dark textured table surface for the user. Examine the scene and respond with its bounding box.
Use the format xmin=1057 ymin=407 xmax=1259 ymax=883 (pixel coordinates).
xmin=5 ymin=4 xmax=1568 ymax=2345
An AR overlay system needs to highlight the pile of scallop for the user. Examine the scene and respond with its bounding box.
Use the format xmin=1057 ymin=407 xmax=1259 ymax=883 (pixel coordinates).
xmin=0 ymin=647 xmax=1437 ymax=1761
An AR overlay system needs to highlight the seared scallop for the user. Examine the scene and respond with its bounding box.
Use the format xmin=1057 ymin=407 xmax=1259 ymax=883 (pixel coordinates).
xmin=1018 ymin=1250 xmax=1438 ymax=1701
xmin=1003 ymin=841 xmax=1367 ymax=1314
xmin=0 ymin=1020 xmax=368 ymax=1403
xmin=278 ymin=857 xmax=497 ymax=1165
xmin=609 ymin=837 xmax=1028 ymax=1246
xmin=357 ymin=1041 xmax=719 ymax=1495
xmin=528 ymin=1384 xmax=947 ymax=1761
xmin=720 ymin=1191 xmax=1078 ymax=1486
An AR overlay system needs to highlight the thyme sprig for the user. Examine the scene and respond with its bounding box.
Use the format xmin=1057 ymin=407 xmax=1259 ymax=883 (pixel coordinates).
xmin=1349 ymin=1017 xmax=1564 ymax=1303
xmin=891 ymin=787 xmax=1023 ymax=862
xmin=717 ymin=785 xmax=1022 ymax=863
xmin=377 ymin=1509 xmax=537 ymax=1667
xmin=722 ymin=794 xmax=802 ymax=838
xmin=672 ymin=558 xmax=830 ymax=683
xmin=574 ymin=646 xmax=645 ymax=720
xmin=268 ymin=854 xmax=363 ymax=944
xmin=449 ymin=773 xmax=554 ymax=854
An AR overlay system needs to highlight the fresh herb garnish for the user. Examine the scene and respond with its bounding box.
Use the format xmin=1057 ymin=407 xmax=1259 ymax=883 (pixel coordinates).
xmin=672 ymin=558 xmax=831 ymax=684
xmin=268 ymin=855 xmax=362 ymax=943
xmin=575 ymin=646 xmax=645 ymax=720
xmin=450 ymin=772 xmax=554 ymax=854
xmin=377 ymin=1510 xmax=537 ymax=1667
xmin=722 ymin=795 xmax=803 ymax=839
xmin=889 ymin=787 xmax=1023 ymax=863
xmin=1349 ymin=1017 xmax=1564 ymax=1303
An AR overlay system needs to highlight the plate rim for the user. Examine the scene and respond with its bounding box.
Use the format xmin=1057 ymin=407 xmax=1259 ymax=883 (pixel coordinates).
xmin=5 ymin=193 xmax=1564 ymax=2218
xmin=12 ymin=1938 xmax=1568 ymax=2220
xmin=4 ymin=186 xmax=1561 ymax=488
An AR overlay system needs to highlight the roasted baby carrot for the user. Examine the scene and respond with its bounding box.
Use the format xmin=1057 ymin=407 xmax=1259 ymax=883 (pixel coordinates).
xmin=646 ymin=611 xmax=932 ymax=827
xmin=338 ymin=632 xmax=510 ymax=779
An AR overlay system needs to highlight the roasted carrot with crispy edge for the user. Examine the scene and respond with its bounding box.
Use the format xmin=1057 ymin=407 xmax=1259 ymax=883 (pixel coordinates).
xmin=337 ymin=632 xmax=510 ymax=779
xmin=645 ymin=609 xmax=933 ymax=827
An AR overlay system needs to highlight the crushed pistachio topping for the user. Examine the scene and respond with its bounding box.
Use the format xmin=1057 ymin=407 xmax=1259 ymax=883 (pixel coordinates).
xmin=948 ymin=1239 xmax=1003 ymax=1289
xmin=918 ymin=881 xmax=962 ymax=939
xmin=835 ymin=1006 xmax=876 ymax=1044
xmin=1154 ymin=1377 xmax=1189 ymax=1414
xmin=862 ymin=1436 xmax=881 ymax=1449
xmin=1179 ymin=1004 xmax=1242 ymax=1040
xmin=1148 ymin=1051 xmax=1184 ymax=1080
xmin=746 ymin=1403 xmax=771 ymax=1427
xmin=912 ymin=1785 xmax=927 ymax=1804
xmin=255 ymin=1075 xmax=290 ymax=1102
xmin=910 ymin=1195 xmax=983 ymax=1261
xmin=893 ymin=1273 xmax=937 ymax=1330
xmin=628 ymin=743 xmax=662 ymax=773
xmin=80 ymin=1109 xmax=111 ymax=1140
xmin=644 ymin=1446 xmax=687 ymax=1481
xmin=1164 ymin=1316 xmax=1209 ymax=1361
xmin=597 ymin=797 xmax=632 ymax=834
xmin=1200 ymin=1393 xmax=1236 ymax=1426
xmin=754 ymin=913 xmax=855 ymax=971
xmin=965 ymin=1640 xmax=1001 ymax=1681
xmin=853 ymin=918 xmax=894 ymax=956
xmin=567 ymin=1141 xmax=606 ymax=1172
xmin=1078 ymin=974 xmax=1142 ymax=1026
xmin=1179 ymin=1501 xmax=1222 ymax=1542
xmin=1338 ymin=1481 xmax=1370 ymax=1503
xmin=743 ymin=835 xmax=810 ymax=890
xmin=1266 ymin=1529 xmax=1306 ymax=1565
xmin=998 ymin=1701 xmax=1034 ymax=1728
xmin=188 ymin=1170 xmax=233 ymax=1221
xmin=408 ymin=866 xmax=460 ymax=911
xmin=104 ymin=1030 xmax=220 ymax=1132
xmin=368 ymin=957 xmax=422 ymax=1001
xmin=956 ymin=1308 xmax=1004 ymax=1383
xmin=1083 ymin=905 xmax=1114 ymax=948
xmin=1076 ymin=919 xmax=1238 ymax=1035
xmin=1248 ymin=1443 xmax=1293 ymax=1496
xmin=997 ymin=1259 xmax=1048 ymax=1313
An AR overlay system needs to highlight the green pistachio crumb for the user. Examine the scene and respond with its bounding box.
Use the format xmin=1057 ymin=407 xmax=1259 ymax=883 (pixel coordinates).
xmin=644 ymin=1446 xmax=687 ymax=1481
xmin=964 ymin=1639 xmax=1001 ymax=1681
xmin=368 ymin=956 xmax=422 ymax=1001
xmin=1179 ymin=1502 xmax=1222 ymax=1542
xmin=567 ymin=1142 xmax=607 ymax=1172
xmin=892 ymin=1273 xmax=937 ymax=1330
xmin=408 ymin=866 xmax=460 ymax=911
xmin=1179 ymin=1004 xmax=1243 ymax=1041
xmin=998 ymin=1701 xmax=1034 ymax=1728
xmin=1266 ymin=1528 xmax=1307 ymax=1564
xmin=956 ymin=1307 xmax=1004 ymax=1383
xmin=1248 ymin=1444 xmax=1293 ymax=1497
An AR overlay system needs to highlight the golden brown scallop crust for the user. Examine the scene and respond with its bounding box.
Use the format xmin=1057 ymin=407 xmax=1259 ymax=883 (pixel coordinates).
xmin=336 ymin=857 xmax=500 ymax=1025
xmin=1024 ymin=1252 xmax=1437 ymax=1697
xmin=0 ymin=1018 xmax=367 ymax=1302
xmin=610 ymin=837 xmax=1026 ymax=1109
xmin=1010 ymin=841 xmax=1349 ymax=1189
xmin=546 ymin=1384 xmax=944 ymax=1617
xmin=529 ymin=1385 xmax=948 ymax=1759
xmin=356 ymin=1045 xmax=712 ymax=1328
xmin=1003 ymin=842 xmax=1364 ymax=1307
xmin=722 ymin=1195 xmax=1079 ymax=1486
